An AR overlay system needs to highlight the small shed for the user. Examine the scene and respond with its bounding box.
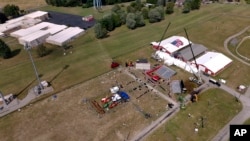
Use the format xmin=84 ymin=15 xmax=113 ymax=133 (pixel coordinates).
xmin=135 ymin=59 xmax=151 ymax=70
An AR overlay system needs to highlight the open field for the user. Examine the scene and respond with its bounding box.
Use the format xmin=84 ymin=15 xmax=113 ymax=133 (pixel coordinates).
xmin=0 ymin=2 xmax=249 ymax=141
xmin=0 ymin=3 xmax=249 ymax=99
xmin=0 ymin=0 xmax=47 ymax=10
xmin=244 ymin=118 xmax=250 ymax=124
xmin=0 ymin=68 xmax=170 ymax=141
xmin=146 ymin=88 xmax=242 ymax=141
xmin=237 ymin=38 xmax=250 ymax=59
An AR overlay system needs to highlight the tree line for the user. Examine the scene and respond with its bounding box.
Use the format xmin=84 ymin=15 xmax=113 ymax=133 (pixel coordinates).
xmin=94 ymin=0 xmax=201 ymax=38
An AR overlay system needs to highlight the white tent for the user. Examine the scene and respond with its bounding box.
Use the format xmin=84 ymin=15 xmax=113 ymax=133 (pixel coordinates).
xmin=151 ymin=36 xmax=191 ymax=54
xmin=24 ymin=11 xmax=48 ymax=20
xmin=194 ymin=52 xmax=232 ymax=76
xmin=46 ymin=27 xmax=85 ymax=46
xmin=18 ymin=30 xmax=50 ymax=47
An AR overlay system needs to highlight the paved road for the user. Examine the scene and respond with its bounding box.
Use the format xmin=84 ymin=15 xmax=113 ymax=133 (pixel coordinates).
xmin=0 ymin=87 xmax=53 ymax=117
xmin=224 ymin=26 xmax=250 ymax=66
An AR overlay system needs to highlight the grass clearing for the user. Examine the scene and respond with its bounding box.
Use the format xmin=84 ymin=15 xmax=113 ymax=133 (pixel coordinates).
xmin=0 ymin=3 xmax=249 ymax=141
xmin=0 ymin=3 xmax=249 ymax=98
xmin=0 ymin=69 xmax=169 ymax=141
xmin=237 ymin=38 xmax=250 ymax=59
xmin=146 ymin=88 xmax=242 ymax=141
xmin=0 ymin=0 xmax=47 ymax=10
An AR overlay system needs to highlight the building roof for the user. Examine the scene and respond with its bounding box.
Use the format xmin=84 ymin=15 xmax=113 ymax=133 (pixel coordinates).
xmin=11 ymin=22 xmax=67 ymax=38
xmin=195 ymin=52 xmax=232 ymax=74
xmin=155 ymin=65 xmax=176 ymax=80
xmin=170 ymin=80 xmax=182 ymax=94
xmin=178 ymin=44 xmax=207 ymax=61
xmin=151 ymin=36 xmax=191 ymax=54
xmin=24 ymin=11 xmax=48 ymax=19
xmin=46 ymin=27 xmax=85 ymax=46
xmin=18 ymin=30 xmax=50 ymax=46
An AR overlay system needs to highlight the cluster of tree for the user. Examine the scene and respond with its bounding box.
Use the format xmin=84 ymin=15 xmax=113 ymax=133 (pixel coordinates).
xmin=245 ymin=0 xmax=250 ymax=4
xmin=45 ymin=0 xmax=81 ymax=7
xmin=182 ymin=0 xmax=202 ymax=13
xmin=0 ymin=39 xmax=11 ymax=59
xmin=2 ymin=4 xmax=20 ymax=18
xmin=0 ymin=13 xmax=8 ymax=24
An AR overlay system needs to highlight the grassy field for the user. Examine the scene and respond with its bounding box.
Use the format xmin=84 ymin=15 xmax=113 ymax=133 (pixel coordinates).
xmin=146 ymin=88 xmax=242 ymax=141
xmin=0 ymin=2 xmax=249 ymax=141
xmin=0 ymin=0 xmax=47 ymax=10
xmin=0 ymin=3 xmax=250 ymax=99
xmin=237 ymin=38 xmax=250 ymax=59
xmin=0 ymin=68 xmax=170 ymax=141
xmin=244 ymin=118 xmax=250 ymax=124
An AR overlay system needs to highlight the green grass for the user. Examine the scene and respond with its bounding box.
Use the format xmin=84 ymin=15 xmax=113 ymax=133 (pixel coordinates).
xmin=146 ymin=88 xmax=242 ymax=141
xmin=0 ymin=3 xmax=250 ymax=98
xmin=237 ymin=38 xmax=250 ymax=59
xmin=244 ymin=118 xmax=250 ymax=125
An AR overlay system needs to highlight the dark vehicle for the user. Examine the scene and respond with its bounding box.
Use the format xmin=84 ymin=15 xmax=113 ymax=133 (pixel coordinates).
xmin=209 ymin=78 xmax=221 ymax=87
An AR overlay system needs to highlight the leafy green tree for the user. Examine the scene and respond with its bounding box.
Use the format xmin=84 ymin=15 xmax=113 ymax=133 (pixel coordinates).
xmin=127 ymin=5 xmax=136 ymax=13
xmin=190 ymin=0 xmax=201 ymax=10
xmin=0 ymin=39 xmax=11 ymax=59
xmin=165 ymin=2 xmax=175 ymax=14
xmin=155 ymin=6 xmax=164 ymax=20
xmin=3 ymin=4 xmax=20 ymax=18
xmin=141 ymin=7 xmax=149 ymax=19
xmin=126 ymin=13 xmax=136 ymax=29
xmin=0 ymin=12 xmax=8 ymax=23
xmin=146 ymin=0 xmax=158 ymax=4
xmin=112 ymin=13 xmax=122 ymax=27
xmin=182 ymin=1 xmax=191 ymax=13
xmin=116 ymin=9 xmax=127 ymax=24
xmin=112 ymin=4 xmax=121 ymax=13
xmin=148 ymin=8 xmax=161 ymax=23
xmin=94 ymin=23 xmax=108 ymax=39
xmin=101 ymin=14 xmax=115 ymax=31
xmin=135 ymin=12 xmax=145 ymax=27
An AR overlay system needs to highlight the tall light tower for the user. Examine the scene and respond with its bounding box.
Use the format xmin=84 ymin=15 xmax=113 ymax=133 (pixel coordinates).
xmin=24 ymin=43 xmax=43 ymax=94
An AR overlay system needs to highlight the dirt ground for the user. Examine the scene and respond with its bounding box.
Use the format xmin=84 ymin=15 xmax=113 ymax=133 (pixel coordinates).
xmin=0 ymin=67 xmax=174 ymax=141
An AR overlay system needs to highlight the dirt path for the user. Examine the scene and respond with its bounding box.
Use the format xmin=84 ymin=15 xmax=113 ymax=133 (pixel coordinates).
xmin=223 ymin=26 xmax=250 ymax=66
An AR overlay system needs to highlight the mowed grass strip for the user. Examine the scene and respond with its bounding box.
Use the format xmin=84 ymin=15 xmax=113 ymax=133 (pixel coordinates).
xmin=146 ymin=88 xmax=242 ymax=141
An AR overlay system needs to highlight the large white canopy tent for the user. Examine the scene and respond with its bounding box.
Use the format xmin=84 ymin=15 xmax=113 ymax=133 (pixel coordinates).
xmin=18 ymin=30 xmax=50 ymax=47
xmin=11 ymin=22 xmax=66 ymax=38
xmin=46 ymin=27 xmax=85 ymax=46
xmin=194 ymin=51 xmax=232 ymax=76
xmin=151 ymin=36 xmax=191 ymax=54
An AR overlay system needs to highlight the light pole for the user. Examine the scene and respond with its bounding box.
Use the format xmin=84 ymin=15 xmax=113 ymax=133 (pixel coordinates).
xmin=24 ymin=43 xmax=43 ymax=94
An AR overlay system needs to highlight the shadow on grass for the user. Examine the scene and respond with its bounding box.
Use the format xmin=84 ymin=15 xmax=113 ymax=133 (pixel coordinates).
xmin=14 ymin=74 xmax=43 ymax=98
xmin=11 ymin=49 xmax=21 ymax=58
xmin=49 ymin=65 xmax=70 ymax=84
